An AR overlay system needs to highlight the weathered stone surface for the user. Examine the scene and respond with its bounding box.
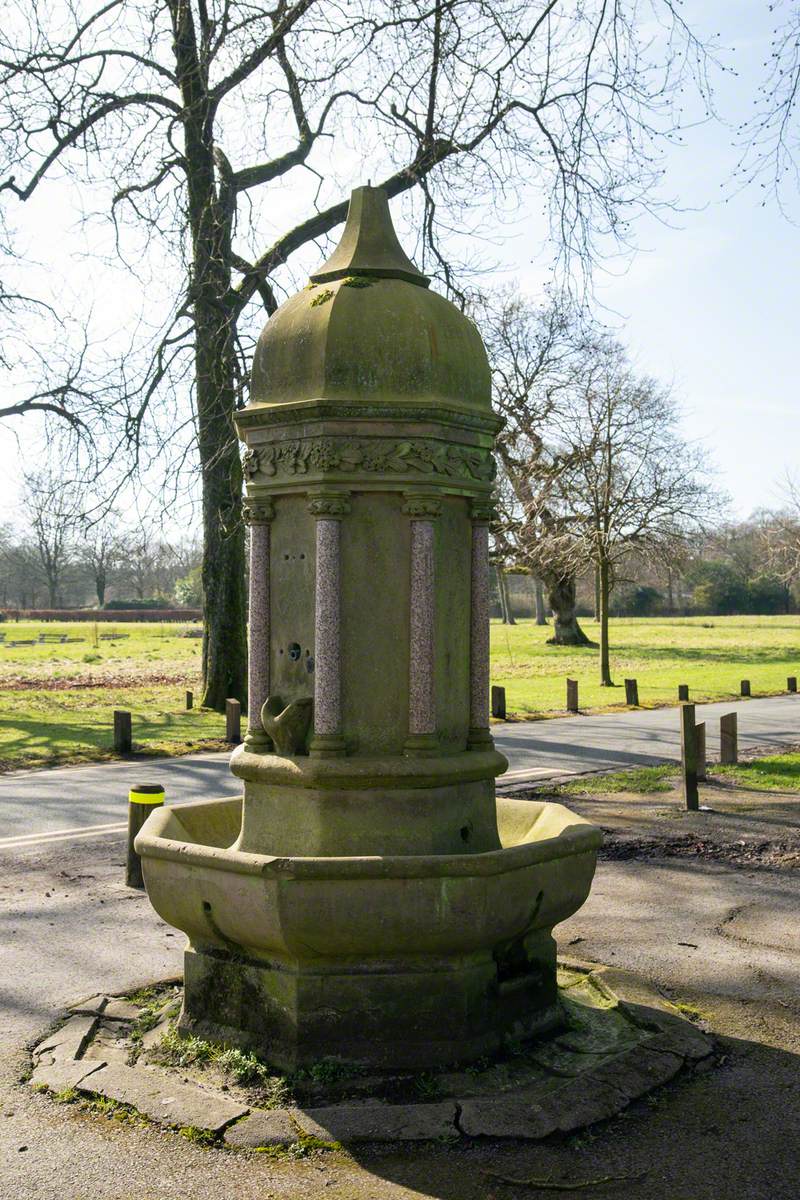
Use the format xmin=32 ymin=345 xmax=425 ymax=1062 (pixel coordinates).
xmin=635 ymin=1010 xmax=713 ymax=1061
xmin=67 ymin=994 xmax=109 ymax=1016
xmin=30 ymin=1058 xmax=106 ymax=1093
xmin=458 ymin=1094 xmax=555 ymax=1140
xmin=224 ymin=1109 xmax=298 ymax=1148
xmin=33 ymin=1015 xmax=97 ymax=1063
xmin=102 ymin=998 xmax=141 ymax=1022
xmin=538 ymin=1077 xmax=628 ymax=1134
xmin=588 ymin=1046 xmax=683 ymax=1102
xmin=294 ymin=1101 xmax=457 ymax=1143
xmin=77 ymin=1064 xmax=248 ymax=1132
xmin=82 ymin=1020 xmax=132 ymax=1063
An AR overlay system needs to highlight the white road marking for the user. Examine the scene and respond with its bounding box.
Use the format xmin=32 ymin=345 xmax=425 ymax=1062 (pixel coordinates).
xmin=0 ymin=821 xmax=126 ymax=850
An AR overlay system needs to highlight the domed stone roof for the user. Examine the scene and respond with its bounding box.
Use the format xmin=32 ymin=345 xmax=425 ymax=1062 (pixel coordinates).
xmin=249 ymin=187 xmax=491 ymax=417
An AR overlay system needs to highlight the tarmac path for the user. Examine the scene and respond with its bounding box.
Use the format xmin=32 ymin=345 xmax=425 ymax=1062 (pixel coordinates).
xmin=1 ymin=693 xmax=798 ymax=847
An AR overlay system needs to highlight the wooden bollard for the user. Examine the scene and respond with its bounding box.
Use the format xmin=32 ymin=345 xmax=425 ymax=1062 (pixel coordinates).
xmin=491 ymin=685 xmax=507 ymax=720
xmin=788 ymin=677 xmax=797 ymax=694
xmin=186 ymin=689 xmax=193 ymax=710
xmin=225 ymin=698 xmax=242 ymax=744
xmin=678 ymin=684 xmax=689 ymax=702
xmin=566 ymin=678 xmax=579 ymax=713
xmin=126 ymin=783 xmax=165 ymax=889
xmin=695 ymin=721 xmax=707 ymax=782
xmin=679 ymin=703 xmax=699 ymax=811
xmin=740 ymin=679 xmax=751 ymax=697
xmin=114 ymin=709 xmax=132 ymax=753
xmin=720 ymin=712 xmax=738 ymax=764
xmin=624 ymin=678 xmax=639 ymax=706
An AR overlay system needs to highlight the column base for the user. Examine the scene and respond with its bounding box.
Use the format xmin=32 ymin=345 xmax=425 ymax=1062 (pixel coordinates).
xmin=467 ymin=726 xmax=495 ymax=751
xmin=308 ymin=733 xmax=347 ymax=758
xmin=402 ymin=732 xmax=440 ymax=758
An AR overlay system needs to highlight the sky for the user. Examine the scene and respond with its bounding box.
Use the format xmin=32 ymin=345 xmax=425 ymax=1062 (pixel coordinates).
xmin=1 ymin=1 xmax=798 ymax=527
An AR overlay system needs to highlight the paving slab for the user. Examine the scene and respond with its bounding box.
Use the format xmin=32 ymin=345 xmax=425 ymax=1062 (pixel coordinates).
xmin=101 ymin=999 xmax=141 ymax=1022
xmin=30 ymin=1058 xmax=106 ymax=1094
xmin=76 ymin=1064 xmax=248 ymax=1132
xmin=588 ymin=1045 xmax=683 ymax=1102
xmin=66 ymin=994 xmax=109 ymax=1017
xmin=457 ymin=1093 xmax=555 ymax=1139
xmin=294 ymin=1101 xmax=458 ymax=1142
xmin=224 ymin=1109 xmax=299 ymax=1149
xmin=33 ymin=1015 xmax=98 ymax=1063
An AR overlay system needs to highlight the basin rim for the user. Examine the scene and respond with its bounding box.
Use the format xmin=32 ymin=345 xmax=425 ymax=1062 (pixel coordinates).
xmin=136 ymin=796 xmax=602 ymax=881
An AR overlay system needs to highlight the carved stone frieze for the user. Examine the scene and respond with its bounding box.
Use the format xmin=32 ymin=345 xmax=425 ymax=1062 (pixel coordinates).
xmin=245 ymin=437 xmax=496 ymax=484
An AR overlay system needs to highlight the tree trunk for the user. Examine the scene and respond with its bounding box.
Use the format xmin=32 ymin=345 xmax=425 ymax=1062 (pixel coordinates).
xmin=534 ymin=577 xmax=547 ymax=625
xmin=543 ymin=571 xmax=596 ymax=646
xmin=666 ymin=569 xmax=674 ymax=614
xmin=594 ymin=565 xmax=601 ymax=620
xmin=497 ymin=567 xmax=516 ymax=625
xmin=96 ymin=570 xmax=106 ymax=608
xmin=599 ymin=555 xmax=613 ymax=685
xmin=173 ymin=1 xmax=248 ymax=712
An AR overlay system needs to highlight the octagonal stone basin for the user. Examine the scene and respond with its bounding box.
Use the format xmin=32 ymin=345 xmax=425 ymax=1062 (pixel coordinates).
xmin=136 ymin=795 xmax=601 ymax=1068
xmin=136 ymin=795 xmax=601 ymax=961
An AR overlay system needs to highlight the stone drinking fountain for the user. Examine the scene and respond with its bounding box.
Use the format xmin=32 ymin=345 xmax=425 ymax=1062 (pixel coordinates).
xmin=136 ymin=186 xmax=601 ymax=1071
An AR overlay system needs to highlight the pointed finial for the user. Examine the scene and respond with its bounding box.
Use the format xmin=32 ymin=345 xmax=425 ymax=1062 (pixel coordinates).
xmin=310 ymin=186 xmax=429 ymax=288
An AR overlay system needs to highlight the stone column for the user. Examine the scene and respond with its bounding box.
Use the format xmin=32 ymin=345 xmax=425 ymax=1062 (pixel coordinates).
xmin=243 ymin=498 xmax=275 ymax=750
xmin=403 ymin=494 xmax=441 ymax=756
xmin=468 ymin=499 xmax=494 ymax=750
xmin=308 ymin=492 xmax=350 ymax=757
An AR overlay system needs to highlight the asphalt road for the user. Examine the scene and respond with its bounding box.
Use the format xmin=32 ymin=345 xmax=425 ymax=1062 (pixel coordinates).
xmin=1 ymin=694 xmax=798 ymax=846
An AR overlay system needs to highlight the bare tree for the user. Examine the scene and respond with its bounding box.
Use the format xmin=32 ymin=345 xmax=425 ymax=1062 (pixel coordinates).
xmin=481 ymin=286 xmax=596 ymax=645
xmin=736 ymin=2 xmax=800 ymax=213
xmin=543 ymin=341 xmax=723 ymax=686
xmin=77 ymin=519 xmax=124 ymax=608
xmin=22 ymin=472 xmax=81 ymax=608
xmin=0 ymin=1 xmax=715 ymax=707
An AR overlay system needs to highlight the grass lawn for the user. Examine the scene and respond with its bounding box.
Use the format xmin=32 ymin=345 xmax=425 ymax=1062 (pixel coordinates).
xmin=2 ymin=613 xmax=800 ymax=769
xmin=551 ymin=753 xmax=800 ymax=796
xmin=491 ymin=614 xmax=800 ymax=716
xmin=0 ymin=620 xmax=225 ymax=770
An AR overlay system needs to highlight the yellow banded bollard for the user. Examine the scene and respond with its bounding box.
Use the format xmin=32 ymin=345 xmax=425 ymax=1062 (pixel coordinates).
xmin=127 ymin=784 xmax=165 ymax=889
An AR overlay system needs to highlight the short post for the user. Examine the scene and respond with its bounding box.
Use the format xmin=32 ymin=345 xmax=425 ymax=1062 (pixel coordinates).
xmin=678 ymin=684 xmax=689 ymax=702
xmin=720 ymin=712 xmax=738 ymax=765
xmin=126 ymin=784 xmax=165 ymax=889
xmin=695 ymin=721 xmax=707 ymax=783
xmin=679 ymin=702 xmax=699 ymax=811
xmin=185 ymin=689 xmax=193 ymax=710
xmin=624 ymin=678 xmax=639 ymax=706
xmin=491 ymin=685 xmax=507 ymax=720
xmin=788 ymin=676 xmax=797 ymax=694
xmin=566 ymin=678 xmax=579 ymax=713
xmin=225 ymin=698 xmax=242 ymax=744
xmin=113 ymin=709 xmax=132 ymax=754
xmin=740 ymin=679 xmax=751 ymax=697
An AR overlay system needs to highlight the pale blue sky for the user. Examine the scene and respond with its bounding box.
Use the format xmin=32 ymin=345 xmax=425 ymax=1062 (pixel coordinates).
xmin=1 ymin=1 xmax=797 ymax=523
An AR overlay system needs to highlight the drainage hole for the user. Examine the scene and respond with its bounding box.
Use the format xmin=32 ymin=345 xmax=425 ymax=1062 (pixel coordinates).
xmin=460 ymin=825 xmax=471 ymax=843
xmin=202 ymin=901 xmax=212 ymax=913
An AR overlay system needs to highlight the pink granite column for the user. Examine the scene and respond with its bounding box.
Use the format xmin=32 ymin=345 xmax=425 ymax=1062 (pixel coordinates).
xmin=308 ymin=492 xmax=350 ymax=757
xmin=468 ymin=499 xmax=494 ymax=750
xmin=403 ymin=494 xmax=441 ymax=756
xmin=243 ymin=499 xmax=274 ymax=750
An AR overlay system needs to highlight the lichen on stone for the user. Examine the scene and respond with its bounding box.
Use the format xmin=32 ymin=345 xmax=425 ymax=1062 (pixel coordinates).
xmin=309 ymin=288 xmax=335 ymax=307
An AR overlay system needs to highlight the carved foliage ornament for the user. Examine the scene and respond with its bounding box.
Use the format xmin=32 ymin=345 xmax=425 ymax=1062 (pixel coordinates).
xmin=244 ymin=438 xmax=496 ymax=483
xmin=242 ymin=498 xmax=275 ymax=524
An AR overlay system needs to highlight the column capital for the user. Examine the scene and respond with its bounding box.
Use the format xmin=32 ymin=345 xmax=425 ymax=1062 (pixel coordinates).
xmin=243 ymin=498 xmax=275 ymax=525
xmin=308 ymin=490 xmax=351 ymax=518
xmin=469 ymin=496 xmax=496 ymax=523
xmin=402 ymin=491 xmax=442 ymax=518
